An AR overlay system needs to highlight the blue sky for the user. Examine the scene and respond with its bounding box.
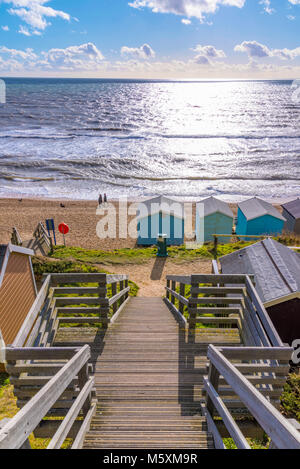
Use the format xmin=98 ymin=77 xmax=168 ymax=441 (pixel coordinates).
xmin=0 ymin=0 xmax=300 ymax=78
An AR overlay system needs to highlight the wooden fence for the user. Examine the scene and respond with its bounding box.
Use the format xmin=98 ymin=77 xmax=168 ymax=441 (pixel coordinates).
xmin=204 ymin=345 xmax=300 ymax=449
xmin=11 ymin=222 xmax=53 ymax=255
xmin=11 ymin=227 xmax=22 ymax=246
xmin=165 ymin=274 xmax=290 ymax=411
xmin=0 ymin=345 xmax=96 ymax=449
xmin=13 ymin=273 xmax=130 ymax=348
xmin=165 ymin=274 xmax=283 ymax=347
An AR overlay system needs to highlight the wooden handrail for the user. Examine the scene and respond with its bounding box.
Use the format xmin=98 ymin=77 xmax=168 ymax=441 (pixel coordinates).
xmin=11 ymin=227 xmax=22 ymax=246
xmin=164 ymin=273 xmax=283 ymax=347
xmin=44 ymin=272 xmax=130 ymax=329
xmin=205 ymin=345 xmax=299 ymax=450
xmin=212 ymin=260 xmax=220 ymax=275
xmin=245 ymin=276 xmax=283 ymax=347
xmin=0 ymin=345 xmax=95 ymax=449
xmin=13 ymin=275 xmax=51 ymax=347
xmin=33 ymin=222 xmax=53 ymax=253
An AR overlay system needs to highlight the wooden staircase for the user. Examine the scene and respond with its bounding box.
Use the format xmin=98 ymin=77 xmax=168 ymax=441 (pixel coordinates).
xmin=78 ymin=297 xmax=240 ymax=449
xmin=2 ymin=272 xmax=298 ymax=450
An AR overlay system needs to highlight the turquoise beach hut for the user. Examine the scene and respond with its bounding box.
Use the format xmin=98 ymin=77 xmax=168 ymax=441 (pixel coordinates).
xmin=196 ymin=196 xmax=234 ymax=244
xmin=236 ymin=197 xmax=285 ymax=237
xmin=137 ymin=196 xmax=184 ymax=246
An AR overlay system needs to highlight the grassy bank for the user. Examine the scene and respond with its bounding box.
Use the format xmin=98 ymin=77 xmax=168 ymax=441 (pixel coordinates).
xmin=49 ymin=242 xmax=253 ymax=266
xmin=49 ymin=233 xmax=299 ymax=266
xmin=32 ymin=257 xmax=139 ymax=297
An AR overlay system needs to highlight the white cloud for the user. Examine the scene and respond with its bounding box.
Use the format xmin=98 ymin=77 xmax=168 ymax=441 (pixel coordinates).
xmin=1 ymin=25 xmax=10 ymax=31
xmin=193 ymin=44 xmax=226 ymax=58
xmin=39 ymin=43 xmax=104 ymax=71
xmin=192 ymin=44 xmax=226 ymax=65
xmin=235 ymin=41 xmax=271 ymax=58
xmin=128 ymin=0 xmax=246 ymax=22
xmin=0 ymin=46 xmax=37 ymax=60
xmin=2 ymin=40 xmax=300 ymax=79
xmin=4 ymin=0 xmax=70 ymax=33
xmin=260 ymin=0 xmax=275 ymax=15
xmin=121 ymin=43 xmax=155 ymax=59
xmin=18 ymin=24 xmax=41 ymax=36
xmin=235 ymin=40 xmax=300 ymax=60
xmin=181 ymin=18 xmax=191 ymax=25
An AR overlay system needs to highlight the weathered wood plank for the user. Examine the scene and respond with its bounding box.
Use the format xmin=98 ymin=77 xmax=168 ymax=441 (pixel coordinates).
xmin=217 ymin=347 xmax=293 ymax=361
xmin=106 ymin=275 xmax=129 ymax=284
xmin=6 ymin=347 xmax=79 ymax=361
xmin=203 ymin=378 xmax=250 ymax=449
xmin=48 ymin=273 xmax=107 ymax=285
xmin=189 ymin=297 xmax=243 ymax=305
xmin=71 ymin=402 xmax=97 ymax=449
xmin=165 ymin=287 xmax=189 ymax=307
xmin=191 ymin=274 xmax=255 ymax=284
xmin=58 ymin=317 xmax=107 ymax=324
xmin=191 ymin=287 xmax=246 ymax=295
xmin=0 ymin=345 xmax=91 ymax=449
xmin=54 ymin=297 xmax=109 ymax=306
xmin=108 ymin=287 xmax=130 ymax=307
xmin=245 ymin=277 xmax=283 ymax=347
xmin=165 ymin=275 xmax=191 ymax=285
xmin=207 ymin=345 xmax=300 ymax=449
xmin=47 ymin=377 xmax=94 ymax=449
xmin=13 ymin=275 xmax=51 ymax=347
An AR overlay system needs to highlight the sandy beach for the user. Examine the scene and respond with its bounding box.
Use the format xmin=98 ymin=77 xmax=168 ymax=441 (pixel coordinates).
xmin=0 ymin=197 xmax=284 ymax=250
xmin=0 ymin=197 xmax=138 ymax=250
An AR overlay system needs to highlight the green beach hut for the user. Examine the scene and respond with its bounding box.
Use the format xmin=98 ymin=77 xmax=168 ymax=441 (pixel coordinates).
xmin=196 ymin=196 xmax=234 ymax=244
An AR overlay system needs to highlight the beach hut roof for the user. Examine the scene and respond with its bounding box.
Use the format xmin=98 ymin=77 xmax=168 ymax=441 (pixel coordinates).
xmin=220 ymin=238 xmax=300 ymax=307
xmin=238 ymin=197 xmax=285 ymax=222
xmin=137 ymin=195 xmax=184 ymax=220
xmin=197 ymin=196 xmax=233 ymax=218
xmin=0 ymin=244 xmax=34 ymax=288
xmin=281 ymin=198 xmax=300 ymax=220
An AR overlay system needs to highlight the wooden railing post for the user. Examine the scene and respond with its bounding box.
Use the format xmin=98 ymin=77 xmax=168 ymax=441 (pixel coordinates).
xmin=98 ymin=274 xmax=109 ymax=327
xmin=171 ymin=280 xmax=176 ymax=305
xmin=78 ymin=362 xmax=92 ymax=417
xmin=119 ymin=280 xmax=125 ymax=306
xmin=111 ymin=282 xmax=117 ymax=315
xmin=125 ymin=278 xmax=129 ymax=300
xmin=189 ymin=275 xmax=198 ymax=340
xmin=179 ymin=283 xmax=185 ymax=315
xmin=206 ymin=363 xmax=220 ymax=417
xmin=166 ymin=279 xmax=171 ymax=301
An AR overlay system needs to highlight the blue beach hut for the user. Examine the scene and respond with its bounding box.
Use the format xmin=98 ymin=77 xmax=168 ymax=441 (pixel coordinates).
xmin=137 ymin=196 xmax=184 ymax=246
xmin=236 ymin=197 xmax=285 ymax=237
xmin=196 ymin=196 xmax=234 ymax=244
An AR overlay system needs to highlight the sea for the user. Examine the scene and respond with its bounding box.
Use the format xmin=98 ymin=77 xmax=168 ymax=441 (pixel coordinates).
xmin=0 ymin=78 xmax=299 ymax=202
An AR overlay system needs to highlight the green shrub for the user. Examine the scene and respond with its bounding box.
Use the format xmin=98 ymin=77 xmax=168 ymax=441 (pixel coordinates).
xmin=281 ymin=374 xmax=300 ymax=421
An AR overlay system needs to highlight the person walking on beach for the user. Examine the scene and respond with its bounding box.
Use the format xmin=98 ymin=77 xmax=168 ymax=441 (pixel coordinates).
xmin=98 ymin=194 xmax=103 ymax=205
xmin=104 ymin=193 xmax=107 ymax=203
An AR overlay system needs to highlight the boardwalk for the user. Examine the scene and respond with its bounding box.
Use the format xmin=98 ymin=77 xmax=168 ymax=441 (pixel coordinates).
xmin=56 ymin=297 xmax=240 ymax=449
xmin=3 ymin=272 xmax=298 ymax=450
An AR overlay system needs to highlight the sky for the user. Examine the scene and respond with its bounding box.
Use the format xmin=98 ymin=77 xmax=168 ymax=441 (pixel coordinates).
xmin=0 ymin=0 xmax=300 ymax=78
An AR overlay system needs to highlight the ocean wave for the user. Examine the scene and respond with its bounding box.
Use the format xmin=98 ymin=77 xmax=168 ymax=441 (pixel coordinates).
xmin=0 ymin=132 xmax=300 ymax=141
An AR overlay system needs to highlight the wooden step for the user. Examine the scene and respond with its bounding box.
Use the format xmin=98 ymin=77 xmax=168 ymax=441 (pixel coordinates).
xmin=51 ymin=297 xmax=245 ymax=449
